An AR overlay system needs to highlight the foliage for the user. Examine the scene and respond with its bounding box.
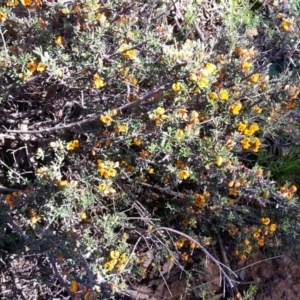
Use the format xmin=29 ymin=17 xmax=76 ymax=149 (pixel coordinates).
xmin=1 ymin=0 xmax=300 ymax=299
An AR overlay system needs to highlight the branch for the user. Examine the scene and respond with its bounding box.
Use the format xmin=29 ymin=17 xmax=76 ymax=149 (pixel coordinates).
xmin=2 ymin=80 xmax=172 ymax=135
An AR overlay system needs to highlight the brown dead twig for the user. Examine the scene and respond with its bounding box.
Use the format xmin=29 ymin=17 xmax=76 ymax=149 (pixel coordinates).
xmin=2 ymin=79 xmax=172 ymax=135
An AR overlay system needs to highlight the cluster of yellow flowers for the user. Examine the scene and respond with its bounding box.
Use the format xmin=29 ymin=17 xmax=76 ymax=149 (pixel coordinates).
xmin=279 ymin=184 xmax=297 ymax=199
xmin=240 ymin=137 xmax=261 ymax=152
xmin=66 ymin=139 xmax=80 ymax=151
xmin=69 ymin=280 xmax=94 ymax=300
xmin=97 ymin=160 xmax=117 ymax=178
xmin=234 ymin=46 xmax=255 ymax=71
xmin=232 ymin=219 xmax=277 ymax=260
xmin=119 ymin=43 xmax=136 ymax=59
xmin=238 ymin=121 xmax=261 ymax=151
xmin=104 ymin=250 xmax=128 ymax=272
xmin=21 ymin=57 xmax=47 ymax=80
xmin=185 ymin=62 xmax=217 ymax=93
xmin=98 ymin=182 xmax=116 ymax=194
xmin=238 ymin=122 xmax=259 ymax=136
xmin=194 ymin=192 xmax=210 ymax=208
xmin=149 ymin=107 xmax=169 ymax=126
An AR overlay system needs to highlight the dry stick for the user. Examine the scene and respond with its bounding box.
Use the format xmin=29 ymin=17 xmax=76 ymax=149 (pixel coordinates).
xmin=149 ymin=227 xmax=237 ymax=289
xmin=3 ymin=80 xmax=172 ymax=135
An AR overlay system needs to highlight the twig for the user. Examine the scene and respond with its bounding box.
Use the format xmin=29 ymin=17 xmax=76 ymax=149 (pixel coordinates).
xmin=3 ymin=80 xmax=172 ymax=135
xmin=149 ymin=227 xmax=237 ymax=289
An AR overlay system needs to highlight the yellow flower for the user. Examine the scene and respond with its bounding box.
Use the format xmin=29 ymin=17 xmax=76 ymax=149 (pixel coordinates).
xmin=241 ymin=61 xmax=252 ymax=69
xmin=239 ymin=254 xmax=247 ymax=260
xmin=204 ymin=62 xmax=217 ymax=74
xmin=66 ymin=140 xmax=80 ymax=150
xmin=57 ymin=180 xmax=68 ymax=187
xmin=20 ymin=0 xmax=32 ymax=6
xmin=148 ymin=168 xmax=154 ymax=174
xmin=55 ymin=36 xmax=63 ymax=46
xmin=27 ymin=58 xmax=37 ymax=73
xmin=251 ymin=137 xmax=261 ymax=152
xmin=0 ymin=12 xmax=7 ymax=21
xmin=104 ymin=261 xmax=114 ymax=271
xmin=178 ymin=170 xmax=190 ymax=180
xmin=230 ymin=103 xmax=242 ymax=115
xmin=253 ymin=232 xmax=260 ymax=238
xmin=108 ymin=169 xmax=116 ymax=177
xmin=6 ymin=0 xmax=18 ymax=7
xmin=56 ymin=69 xmax=63 ymax=78
xmin=178 ymin=108 xmax=187 ymax=116
xmin=100 ymin=115 xmax=112 ymax=125
xmin=281 ymin=20 xmax=292 ymax=31
xmin=269 ymin=224 xmax=277 ymax=232
xmin=176 ymin=129 xmax=184 ymax=138
xmin=188 ymin=74 xmax=197 ymax=82
xmin=208 ymin=92 xmax=218 ymax=100
xmin=119 ymin=253 xmax=127 ymax=263
xmin=110 ymin=250 xmax=120 ymax=259
xmin=115 ymin=124 xmax=127 ymax=133
xmin=98 ymin=183 xmax=106 ymax=191
xmin=250 ymin=73 xmax=259 ymax=83
xmin=139 ymin=151 xmax=148 ymax=158
xmin=119 ymin=43 xmax=136 ymax=59
xmin=257 ymin=238 xmax=264 ymax=246
xmin=31 ymin=215 xmax=41 ymax=224
xmin=69 ymin=280 xmax=79 ymax=293
xmin=289 ymin=185 xmax=297 ymax=193
xmin=81 ymin=212 xmax=87 ymax=220
xmin=133 ymin=138 xmax=141 ymax=146
xmin=229 ymin=188 xmax=238 ymax=197
xmin=172 ymin=82 xmax=181 ymax=92
xmin=117 ymin=262 xmax=125 ymax=271
xmin=260 ymin=217 xmax=271 ymax=225
xmin=252 ymin=105 xmax=262 ymax=113
xmin=197 ymin=78 xmax=209 ymax=88
xmin=155 ymin=107 xmax=165 ymax=115
xmin=238 ymin=122 xmax=247 ymax=133
xmin=37 ymin=63 xmax=47 ymax=72
xmin=219 ymin=89 xmax=229 ymax=101
xmin=93 ymin=73 xmax=105 ymax=88
xmin=215 ymin=156 xmax=223 ymax=167
xmin=249 ymin=123 xmax=259 ymax=132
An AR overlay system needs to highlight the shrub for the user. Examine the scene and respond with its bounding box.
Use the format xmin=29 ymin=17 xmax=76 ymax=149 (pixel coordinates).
xmin=1 ymin=0 xmax=300 ymax=299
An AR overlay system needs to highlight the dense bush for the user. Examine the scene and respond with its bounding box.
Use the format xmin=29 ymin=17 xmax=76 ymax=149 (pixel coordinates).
xmin=1 ymin=0 xmax=300 ymax=299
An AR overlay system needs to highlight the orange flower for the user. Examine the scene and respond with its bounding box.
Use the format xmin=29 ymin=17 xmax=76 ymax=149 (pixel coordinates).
xmin=208 ymin=92 xmax=218 ymax=100
xmin=260 ymin=217 xmax=270 ymax=225
xmin=281 ymin=20 xmax=292 ymax=31
xmin=178 ymin=170 xmax=189 ymax=180
xmin=69 ymin=280 xmax=79 ymax=293
xmin=269 ymin=224 xmax=277 ymax=232
xmin=250 ymin=73 xmax=259 ymax=83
